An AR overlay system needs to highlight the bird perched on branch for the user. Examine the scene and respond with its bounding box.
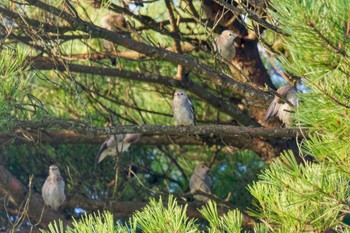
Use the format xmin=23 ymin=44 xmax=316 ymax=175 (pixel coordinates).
xmin=190 ymin=163 xmax=212 ymax=202
xmin=97 ymin=133 xmax=141 ymax=163
xmin=263 ymin=85 xmax=298 ymax=127
xmin=172 ymin=90 xmax=196 ymax=126
xmin=100 ymin=13 xmax=127 ymax=66
xmin=42 ymin=165 xmax=66 ymax=211
xmin=214 ymin=30 xmax=238 ymax=61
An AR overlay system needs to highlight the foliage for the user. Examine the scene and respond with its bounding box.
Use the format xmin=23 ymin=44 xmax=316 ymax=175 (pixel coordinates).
xmin=199 ymin=200 xmax=244 ymax=233
xmin=41 ymin=196 xmax=256 ymax=232
xmin=247 ymin=0 xmax=350 ymax=232
xmin=0 ymin=47 xmax=41 ymax=130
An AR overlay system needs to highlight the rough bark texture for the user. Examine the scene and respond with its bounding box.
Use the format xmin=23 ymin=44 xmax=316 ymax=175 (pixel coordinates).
xmin=202 ymin=0 xmax=276 ymax=89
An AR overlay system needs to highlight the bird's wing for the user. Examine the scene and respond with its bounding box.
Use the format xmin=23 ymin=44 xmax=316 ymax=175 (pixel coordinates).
xmin=205 ymin=174 xmax=213 ymax=188
xmin=96 ymin=140 xmax=109 ymax=163
xmin=187 ymin=98 xmax=196 ymax=125
xmin=57 ymin=177 xmax=66 ymax=203
xmin=97 ymin=135 xmax=117 ymax=163
xmin=41 ymin=178 xmax=51 ymax=203
xmin=263 ymin=99 xmax=281 ymax=121
xmin=123 ymin=134 xmax=141 ymax=144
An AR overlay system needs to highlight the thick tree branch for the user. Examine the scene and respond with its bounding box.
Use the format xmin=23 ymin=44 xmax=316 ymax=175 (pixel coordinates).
xmin=3 ymin=129 xmax=280 ymax=159
xmin=30 ymin=58 xmax=259 ymax=126
xmin=11 ymin=119 xmax=307 ymax=138
xmin=23 ymin=0 xmax=271 ymax=106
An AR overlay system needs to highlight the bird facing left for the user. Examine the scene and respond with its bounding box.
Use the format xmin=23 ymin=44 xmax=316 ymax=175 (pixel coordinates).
xmin=41 ymin=165 xmax=66 ymax=211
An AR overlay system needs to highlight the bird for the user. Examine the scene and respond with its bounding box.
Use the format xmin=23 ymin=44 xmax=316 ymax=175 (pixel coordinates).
xmin=100 ymin=13 xmax=127 ymax=66
xmin=97 ymin=133 xmax=141 ymax=163
xmin=172 ymin=90 xmax=196 ymax=126
xmin=189 ymin=163 xmax=212 ymax=202
xmin=263 ymin=85 xmax=298 ymax=127
xmin=213 ymin=30 xmax=238 ymax=61
xmin=41 ymin=165 xmax=66 ymax=211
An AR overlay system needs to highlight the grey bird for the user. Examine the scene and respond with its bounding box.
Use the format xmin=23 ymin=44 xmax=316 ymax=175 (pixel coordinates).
xmin=263 ymin=85 xmax=298 ymax=127
xmin=100 ymin=13 xmax=127 ymax=66
xmin=189 ymin=163 xmax=212 ymax=202
xmin=172 ymin=90 xmax=196 ymax=126
xmin=97 ymin=133 xmax=141 ymax=163
xmin=42 ymin=165 xmax=66 ymax=211
xmin=214 ymin=30 xmax=238 ymax=61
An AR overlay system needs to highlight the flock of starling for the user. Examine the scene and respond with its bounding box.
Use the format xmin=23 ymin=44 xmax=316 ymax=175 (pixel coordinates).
xmin=40 ymin=10 xmax=298 ymax=211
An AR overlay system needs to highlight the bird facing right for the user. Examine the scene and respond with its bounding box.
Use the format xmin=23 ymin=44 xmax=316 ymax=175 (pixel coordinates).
xmin=97 ymin=133 xmax=141 ymax=163
xmin=41 ymin=165 xmax=66 ymax=211
xmin=263 ymin=85 xmax=298 ymax=127
xmin=214 ymin=30 xmax=238 ymax=61
xmin=172 ymin=90 xmax=196 ymax=126
xmin=189 ymin=163 xmax=212 ymax=202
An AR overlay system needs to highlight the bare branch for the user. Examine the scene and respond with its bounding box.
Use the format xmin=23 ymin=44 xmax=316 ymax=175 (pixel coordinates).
xmin=23 ymin=0 xmax=271 ymax=106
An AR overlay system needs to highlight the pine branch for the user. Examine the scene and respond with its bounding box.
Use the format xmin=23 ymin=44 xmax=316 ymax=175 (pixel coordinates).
xmin=12 ymin=119 xmax=307 ymax=138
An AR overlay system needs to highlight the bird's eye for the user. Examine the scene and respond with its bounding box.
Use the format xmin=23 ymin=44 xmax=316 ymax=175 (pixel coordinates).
xmin=181 ymin=93 xmax=184 ymax=95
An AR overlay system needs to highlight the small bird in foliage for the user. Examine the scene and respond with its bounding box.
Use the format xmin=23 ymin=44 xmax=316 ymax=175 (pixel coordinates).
xmin=172 ymin=90 xmax=196 ymax=126
xmin=42 ymin=165 xmax=66 ymax=211
xmin=97 ymin=134 xmax=141 ymax=163
xmin=214 ymin=30 xmax=238 ymax=61
xmin=189 ymin=163 xmax=212 ymax=202
xmin=100 ymin=13 xmax=127 ymax=66
xmin=263 ymin=85 xmax=298 ymax=127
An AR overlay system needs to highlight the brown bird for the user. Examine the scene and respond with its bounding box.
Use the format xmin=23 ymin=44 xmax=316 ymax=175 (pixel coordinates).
xmin=100 ymin=13 xmax=127 ymax=66
xmin=41 ymin=165 xmax=66 ymax=211
xmin=97 ymin=134 xmax=141 ymax=163
xmin=264 ymin=85 xmax=298 ymax=127
xmin=214 ymin=30 xmax=238 ymax=61
xmin=189 ymin=163 xmax=212 ymax=202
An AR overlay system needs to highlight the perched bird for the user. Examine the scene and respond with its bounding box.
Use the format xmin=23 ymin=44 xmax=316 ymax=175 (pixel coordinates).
xmin=42 ymin=165 xmax=66 ymax=211
xmin=214 ymin=30 xmax=238 ymax=61
xmin=97 ymin=133 xmax=141 ymax=163
xmin=189 ymin=163 xmax=212 ymax=202
xmin=172 ymin=90 xmax=196 ymax=126
xmin=100 ymin=13 xmax=127 ymax=66
xmin=263 ymin=85 xmax=298 ymax=127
